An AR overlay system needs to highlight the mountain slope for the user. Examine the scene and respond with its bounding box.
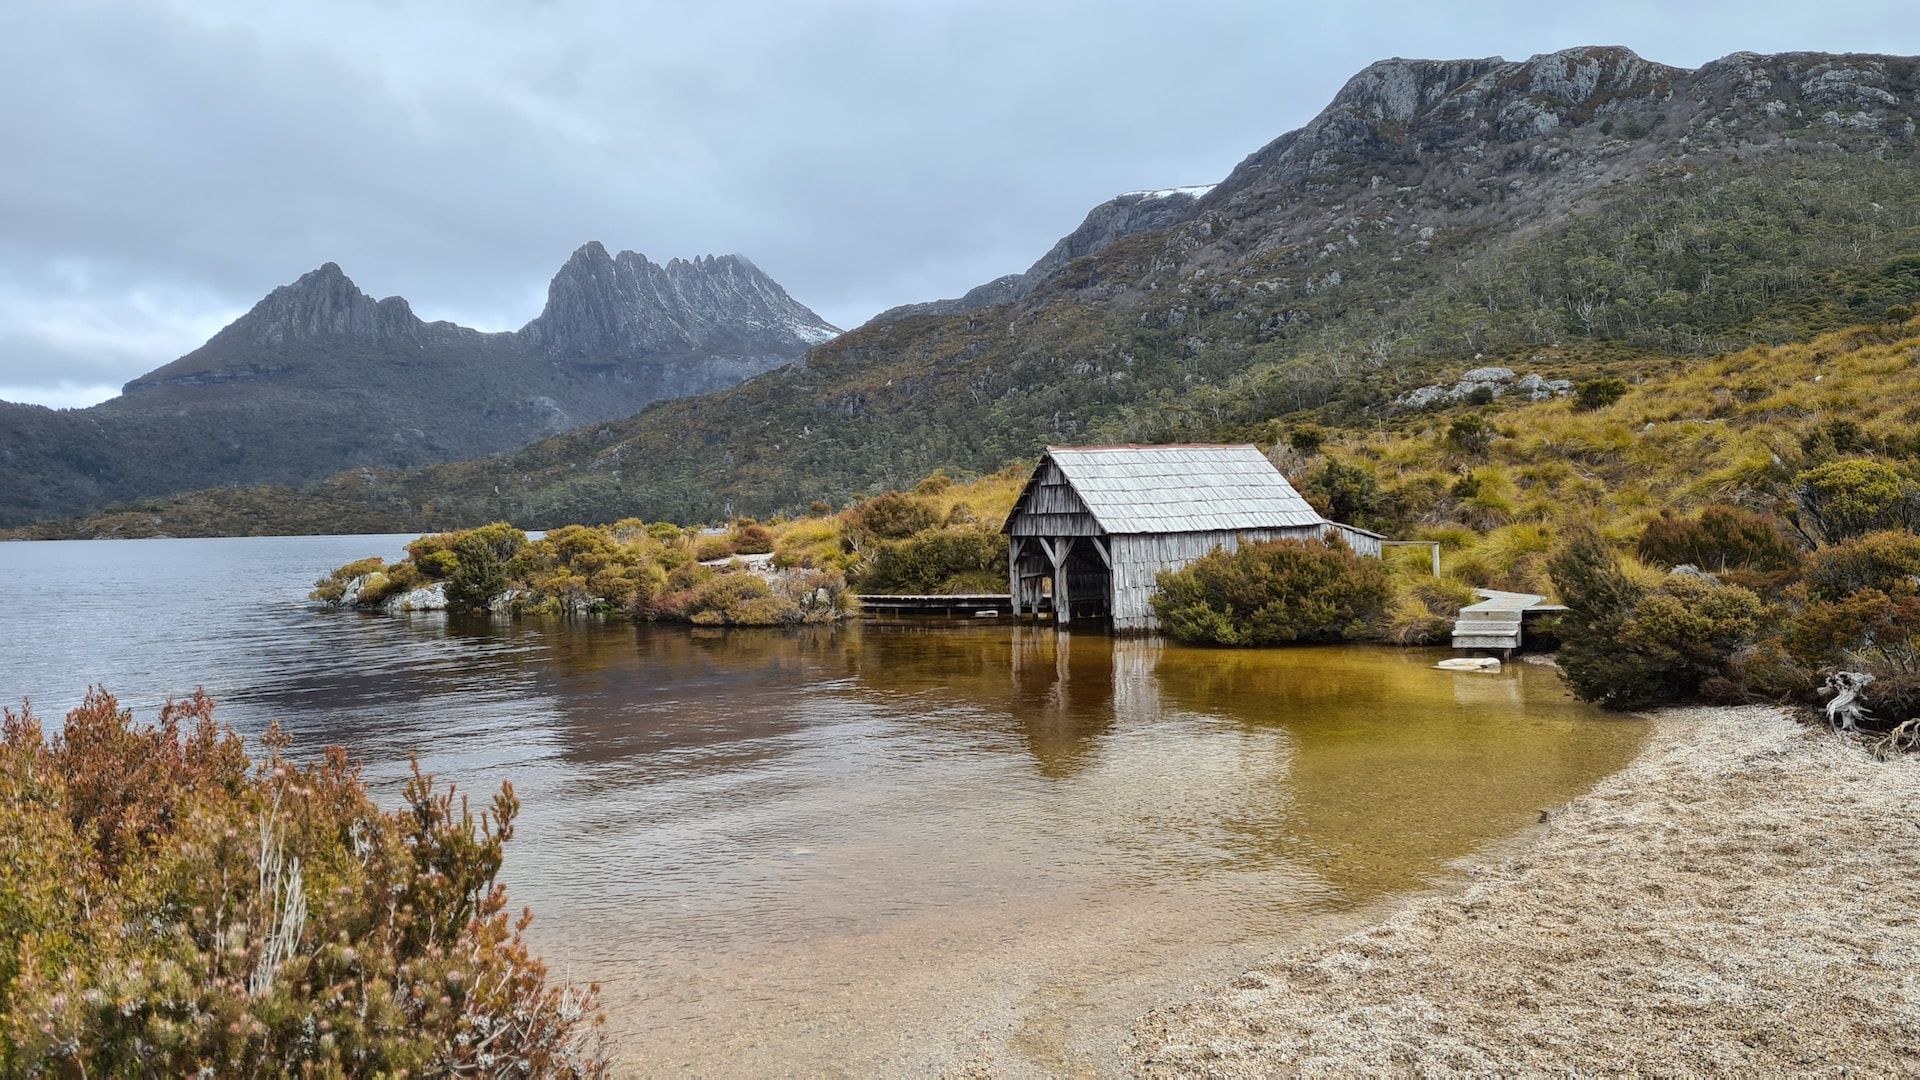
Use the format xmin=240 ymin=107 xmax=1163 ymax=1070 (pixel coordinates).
xmin=18 ymin=46 xmax=1920 ymax=537
xmin=868 ymin=185 xmax=1214 ymax=324
xmin=0 ymin=246 xmax=837 ymax=526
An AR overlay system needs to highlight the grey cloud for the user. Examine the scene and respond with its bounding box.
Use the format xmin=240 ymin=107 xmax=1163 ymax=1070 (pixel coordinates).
xmin=2 ymin=0 xmax=1916 ymax=405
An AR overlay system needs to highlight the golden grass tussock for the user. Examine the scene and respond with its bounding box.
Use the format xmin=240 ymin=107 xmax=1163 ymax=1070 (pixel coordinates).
xmin=1300 ymin=320 xmax=1920 ymax=601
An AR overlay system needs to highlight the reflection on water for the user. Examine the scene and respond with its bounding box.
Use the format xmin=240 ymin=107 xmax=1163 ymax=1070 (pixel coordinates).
xmin=1 ymin=536 xmax=1646 ymax=1075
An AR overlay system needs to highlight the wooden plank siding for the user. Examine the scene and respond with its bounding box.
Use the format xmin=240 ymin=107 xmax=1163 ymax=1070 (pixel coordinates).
xmin=1111 ymin=528 xmax=1325 ymax=630
xmin=1005 ymin=459 xmax=1106 ymax=538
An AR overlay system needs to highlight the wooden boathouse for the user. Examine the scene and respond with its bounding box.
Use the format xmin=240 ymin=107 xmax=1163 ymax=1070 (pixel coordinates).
xmin=1003 ymin=444 xmax=1382 ymax=631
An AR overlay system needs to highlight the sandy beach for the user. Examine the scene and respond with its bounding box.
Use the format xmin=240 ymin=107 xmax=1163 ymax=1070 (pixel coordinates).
xmin=1124 ymin=705 xmax=1920 ymax=1075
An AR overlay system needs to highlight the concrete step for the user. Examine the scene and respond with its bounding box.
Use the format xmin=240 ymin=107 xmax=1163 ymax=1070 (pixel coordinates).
xmin=1453 ymin=634 xmax=1521 ymax=649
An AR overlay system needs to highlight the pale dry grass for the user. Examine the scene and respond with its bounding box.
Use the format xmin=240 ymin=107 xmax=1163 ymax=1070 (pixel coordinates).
xmin=1126 ymin=706 xmax=1920 ymax=1077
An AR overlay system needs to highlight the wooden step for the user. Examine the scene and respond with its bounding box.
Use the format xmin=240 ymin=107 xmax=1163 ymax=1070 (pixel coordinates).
xmin=1452 ymin=634 xmax=1521 ymax=649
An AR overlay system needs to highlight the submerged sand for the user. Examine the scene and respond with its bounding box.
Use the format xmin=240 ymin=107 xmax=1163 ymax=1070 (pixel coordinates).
xmin=1125 ymin=705 xmax=1920 ymax=1076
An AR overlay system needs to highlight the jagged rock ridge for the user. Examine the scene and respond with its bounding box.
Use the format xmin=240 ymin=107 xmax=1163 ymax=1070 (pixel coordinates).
xmin=521 ymin=242 xmax=839 ymax=358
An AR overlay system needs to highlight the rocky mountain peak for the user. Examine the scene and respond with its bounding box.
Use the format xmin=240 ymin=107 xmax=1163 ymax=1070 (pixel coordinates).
xmin=206 ymin=262 xmax=423 ymax=349
xmin=520 ymin=243 xmax=839 ymax=358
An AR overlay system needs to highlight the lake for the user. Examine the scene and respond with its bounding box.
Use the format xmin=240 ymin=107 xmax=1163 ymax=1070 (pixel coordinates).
xmin=0 ymin=534 xmax=1645 ymax=1074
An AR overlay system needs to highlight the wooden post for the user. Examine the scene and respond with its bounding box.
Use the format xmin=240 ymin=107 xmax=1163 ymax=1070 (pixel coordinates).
xmin=1036 ymin=535 xmax=1077 ymax=626
xmin=1054 ymin=537 xmax=1077 ymax=625
xmin=1008 ymin=538 xmax=1022 ymax=618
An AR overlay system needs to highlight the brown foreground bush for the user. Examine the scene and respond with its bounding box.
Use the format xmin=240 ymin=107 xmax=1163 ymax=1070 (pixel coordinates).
xmin=0 ymin=690 xmax=607 ymax=1076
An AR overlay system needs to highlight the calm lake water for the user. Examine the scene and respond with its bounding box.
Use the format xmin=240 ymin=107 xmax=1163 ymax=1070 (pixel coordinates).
xmin=1 ymin=535 xmax=1646 ymax=1075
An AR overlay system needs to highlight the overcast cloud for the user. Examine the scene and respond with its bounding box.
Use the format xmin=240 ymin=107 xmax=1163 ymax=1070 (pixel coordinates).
xmin=3 ymin=1 xmax=1917 ymax=407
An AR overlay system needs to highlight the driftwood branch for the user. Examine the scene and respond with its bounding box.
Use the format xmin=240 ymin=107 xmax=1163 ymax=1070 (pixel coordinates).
xmin=1822 ymin=671 xmax=1875 ymax=734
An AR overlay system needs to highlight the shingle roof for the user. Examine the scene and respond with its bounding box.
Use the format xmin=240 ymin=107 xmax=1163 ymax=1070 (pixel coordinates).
xmin=1034 ymin=444 xmax=1327 ymax=534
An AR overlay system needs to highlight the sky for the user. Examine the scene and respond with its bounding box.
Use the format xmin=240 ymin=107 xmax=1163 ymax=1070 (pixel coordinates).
xmin=3 ymin=1 xmax=1919 ymax=408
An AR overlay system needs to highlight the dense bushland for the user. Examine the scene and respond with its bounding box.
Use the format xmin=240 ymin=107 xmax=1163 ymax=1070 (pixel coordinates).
xmin=1547 ymin=517 xmax=1920 ymax=720
xmin=1151 ymin=538 xmax=1393 ymax=646
xmin=0 ymin=690 xmax=606 ymax=1075
xmin=317 ymin=519 xmax=848 ymax=627
xmin=315 ymin=475 xmax=1026 ymax=624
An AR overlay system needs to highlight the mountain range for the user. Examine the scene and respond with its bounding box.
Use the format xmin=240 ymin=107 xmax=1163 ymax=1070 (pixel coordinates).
xmin=0 ymin=243 xmax=837 ymax=526
xmin=12 ymin=46 xmax=1920 ymax=537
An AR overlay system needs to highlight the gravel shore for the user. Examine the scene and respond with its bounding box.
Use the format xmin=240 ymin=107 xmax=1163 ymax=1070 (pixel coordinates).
xmin=1125 ymin=705 xmax=1920 ymax=1076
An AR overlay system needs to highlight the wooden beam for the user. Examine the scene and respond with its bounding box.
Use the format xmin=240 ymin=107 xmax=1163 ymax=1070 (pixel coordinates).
xmin=1036 ymin=536 xmax=1059 ymax=567
xmin=1088 ymin=535 xmax=1112 ymax=569
xmin=1381 ymin=539 xmax=1443 ymax=577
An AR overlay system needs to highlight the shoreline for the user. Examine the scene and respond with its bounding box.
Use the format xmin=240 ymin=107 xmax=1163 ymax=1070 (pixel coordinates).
xmin=1124 ymin=705 xmax=1920 ymax=1075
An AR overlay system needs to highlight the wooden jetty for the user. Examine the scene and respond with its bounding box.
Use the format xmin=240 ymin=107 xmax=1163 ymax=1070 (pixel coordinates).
xmin=1452 ymin=589 xmax=1567 ymax=653
xmin=856 ymin=593 xmax=1022 ymax=617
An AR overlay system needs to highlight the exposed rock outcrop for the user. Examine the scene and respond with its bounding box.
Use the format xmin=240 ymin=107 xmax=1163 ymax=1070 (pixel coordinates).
xmin=1398 ymin=366 xmax=1572 ymax=408
xmin=870 ymin=186 xmax=1215 ymax=324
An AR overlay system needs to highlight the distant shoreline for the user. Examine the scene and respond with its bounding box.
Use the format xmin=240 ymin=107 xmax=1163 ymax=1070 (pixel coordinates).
xmin=1127 ymin=705 xmax=1920 ymax=1074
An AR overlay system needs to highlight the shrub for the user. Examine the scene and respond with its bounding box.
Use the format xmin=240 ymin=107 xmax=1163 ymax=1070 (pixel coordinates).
xmin=1801 ymin=417 xmax=1873 ymax=456
xmin=692 ymin=534 xmax=736 ymax=562
xmin=1302 ymin=459 xmax=1394 ymax=533
xmin=944 ymin=502 xmax=980 ymax=526
xmin=357 ymin=563 xmax=425 ymax=606
xmin=1800 ymin=529 xmax=1920 ymax=600
xmin=730 ymin=522 xmax=775 ymax=555
xmin=1794 ymin=458 xmax=1916 ymax=542
xmin=665 ymin=572 xmax=794 ymax=626
xmin=418 ymin=549 xmax=460 ymax=579
xmin=1636 ymin=505 xmax=1801 ymax=573
xmin=1784 ymin=588 xmax=1920 ymax=662
xmin=1381 ymin=577 xmax=1478 ymax=644
xmin=843 ymin=492 xmax=941 ymax=542
xmin=310 ymin=557 xmax=384 ymax=604
xmin=857 ymin=525 xmax=1004 ymax=594
xmin=1446 ymin=413 xmax=1498 ymax=455
xmin=1550 ymin=530 xmax=1766 ymax=707
xmin=1151 ymin=538 xmax=1392 ymax=645
xmin=914 ymin=470 xmax=954 ymax=496
xmin=774 ymin=569 xmax=849 ymax=623
xmin=1546 ymin=530 xmax=1652 ymax=707
xmin=447 ymin=545 xmax=506 ymax=611
xmin=1287 ymin=424 xmax=1327 ymax=454
xmin=506 ymin=525 xmax=663 ymax=615
xmin=414 ymin=523 xmax=527 ymax=613
xmin=1615 ymin=574 xmax=1768 ymax=702
xmin=0 ymin=690 xmax=606 ymax=1075
xmin=1572 ymin=376 xmax=1629 ymax=412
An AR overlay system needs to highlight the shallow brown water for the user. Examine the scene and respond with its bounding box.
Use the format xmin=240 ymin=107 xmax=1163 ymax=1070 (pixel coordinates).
xmin=1 ymin=536 xmax=1646 ymax=1075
